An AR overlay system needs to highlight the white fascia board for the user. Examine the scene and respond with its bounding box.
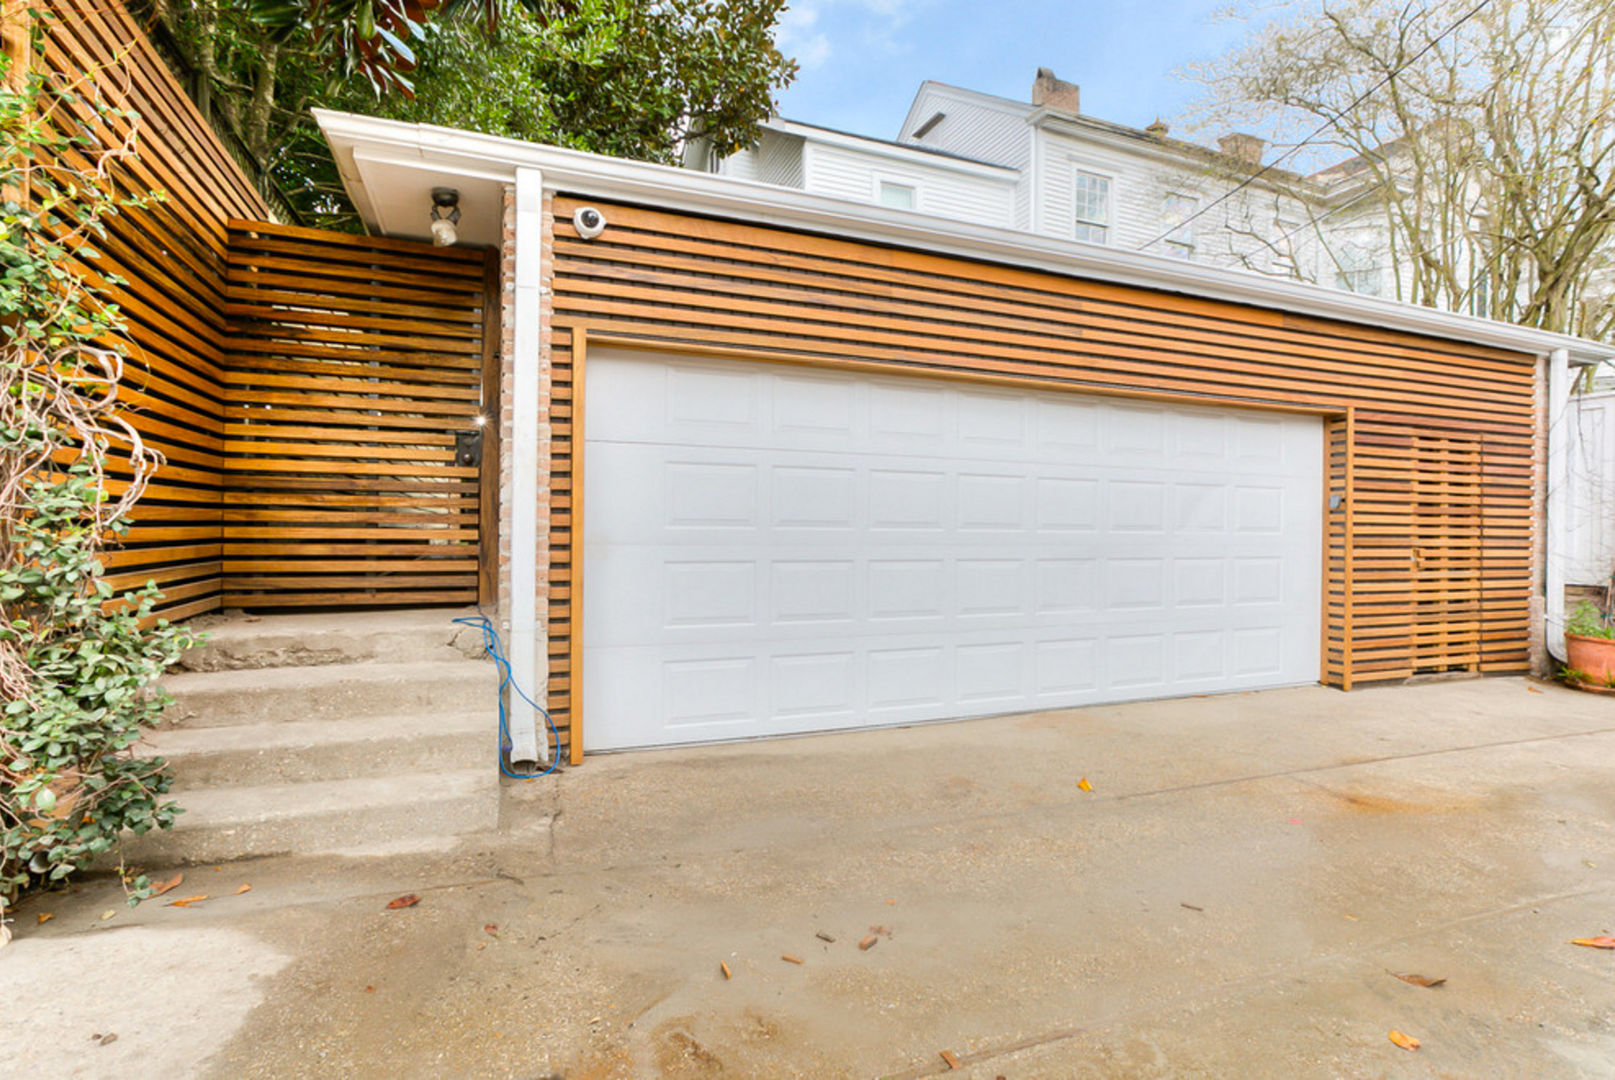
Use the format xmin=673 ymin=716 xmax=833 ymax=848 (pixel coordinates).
xmin=313 ymin=109 xmax=1613 ymax=366
xmin=768 ymin=118 xmax=1018 ymax=180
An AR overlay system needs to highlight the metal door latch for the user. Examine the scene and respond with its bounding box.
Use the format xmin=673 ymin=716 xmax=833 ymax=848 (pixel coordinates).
xmin=455 ymin=429 xmax=483 ymax=468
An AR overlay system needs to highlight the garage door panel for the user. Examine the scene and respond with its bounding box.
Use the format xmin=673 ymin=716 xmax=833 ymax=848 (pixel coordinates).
xmin=584 ymin=351 xmax=1323 ymax=750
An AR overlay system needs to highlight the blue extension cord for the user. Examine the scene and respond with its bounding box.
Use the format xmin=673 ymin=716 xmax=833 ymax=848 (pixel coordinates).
xmin=453 ymin=612 xmax=561 ymax=779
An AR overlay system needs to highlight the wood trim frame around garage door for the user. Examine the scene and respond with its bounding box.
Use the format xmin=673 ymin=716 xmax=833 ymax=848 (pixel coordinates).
xmin=537 ymin=197 xmax=1537 ymax=758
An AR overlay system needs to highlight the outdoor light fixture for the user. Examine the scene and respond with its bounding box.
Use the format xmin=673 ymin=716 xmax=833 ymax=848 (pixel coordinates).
xmin=430 ymin=187 xmax=461 ymax=247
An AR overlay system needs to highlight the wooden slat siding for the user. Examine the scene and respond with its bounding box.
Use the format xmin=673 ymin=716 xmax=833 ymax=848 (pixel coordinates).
xmin=1323 ymin=415 xmax=1351 ymax=688
xmin=222 ymin=221 xmax=494 ymax=608
xmin=36 ymin=0 xmax=270 ymax=620
xmin=539 ymin=197 xmax=1538 ymax=741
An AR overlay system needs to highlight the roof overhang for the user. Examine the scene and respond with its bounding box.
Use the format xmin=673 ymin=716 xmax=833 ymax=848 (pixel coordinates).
xmin=315 ymin=109 xmax=1611 ymax=367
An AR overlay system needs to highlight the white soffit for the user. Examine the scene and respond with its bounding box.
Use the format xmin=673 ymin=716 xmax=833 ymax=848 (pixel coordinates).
xmin=314 ymin=108 xmax=1612 ymax=367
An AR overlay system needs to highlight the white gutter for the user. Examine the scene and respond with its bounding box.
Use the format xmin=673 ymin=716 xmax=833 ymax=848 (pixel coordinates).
xmin=1546 ymin=347 xmax=1572 ymax=663
xmin=314 ymin=109 xmax=1613 ymax=367
xmin=505 ymin=166 xmax=544 ymax=767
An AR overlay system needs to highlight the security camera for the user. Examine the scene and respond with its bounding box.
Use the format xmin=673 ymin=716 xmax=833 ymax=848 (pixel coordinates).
xmin=573 ymin=206 xmax=607 ymax=240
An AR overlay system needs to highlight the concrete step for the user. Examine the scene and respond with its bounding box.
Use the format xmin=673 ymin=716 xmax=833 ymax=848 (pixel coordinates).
xmin=142 ymin=711 xmax=493 ymax=788
xmin=179 ymin=607 xmax=488 ymax=672
xmin=119 ymin=768 xmax=503 ymax=865
xmin=161 ymin=660 xmax=496 ymax=728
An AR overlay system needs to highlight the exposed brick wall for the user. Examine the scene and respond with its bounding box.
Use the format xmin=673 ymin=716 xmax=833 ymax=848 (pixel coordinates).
xmin=1531 ymin=355 xmax=1548 ymax=675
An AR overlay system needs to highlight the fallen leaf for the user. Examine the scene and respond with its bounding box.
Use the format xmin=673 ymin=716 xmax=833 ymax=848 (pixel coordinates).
xmin=859 ymin=935 xmax=878 ymax=951
xmin=1388 ymin=1029 xmax=1420 ymax=1051
xmin=720 ymin=961 xmax=732 ymax=980
xmin=149 ymin=873 xmax=184 ymax=898
xmin=483 ymin=924 xmax=499 ymax=936
xmin=1570 ymin=936 xmax=1615 ymax=948
xmin=1077 ymin=777 xmax=1093 ymax=792
xmin=781 ymin=954 xmax=804 ymax=965
xmin=98 ymin=1033 xmax=118 ymax=1046
xmin=166 ymin=895 xmax=208 ymax=908
xmin=385 ymin=894 xmax=420 ymax=910
xmin=940 ymin=1049 xmax=961 ymax=1069
xmin=1390 ymin=972 xmax=1446 ymax=988
xmin=234 ymin=884 xmax=252 ymax=896
xmin=36 ymin=913 xmax=54 ymax=925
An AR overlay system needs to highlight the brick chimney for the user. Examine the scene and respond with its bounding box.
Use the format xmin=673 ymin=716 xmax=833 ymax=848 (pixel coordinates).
xmin=1218 ymin=132 xmax=1267 ymax=166
xmin=1032 ymin=68 xmax=1080 ymax=115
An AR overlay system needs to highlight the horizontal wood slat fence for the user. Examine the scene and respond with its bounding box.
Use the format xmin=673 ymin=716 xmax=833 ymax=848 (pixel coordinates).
xmin=222 ymin=222 xmax=494 ymax=608
xmin=40 ymin=0 xmax=498 ymax=616
xmin=38 ymin=0 xmax=270 ymax=622
xmin=540 ymin=195 xmax=1540 ymax=741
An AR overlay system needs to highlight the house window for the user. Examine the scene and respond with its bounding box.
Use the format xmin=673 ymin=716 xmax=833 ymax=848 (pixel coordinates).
xmin=1073 ymin=170 xmax=1110 ymax=244
xmin=1334 ymin=245 xmax=1381 ymax=296
xmin=878 ymin=181 xmax=916 ymax=210
xmin=1163 ymin=193 xmax=1196 ymax=259
xmin=1272 ymin=218 xmax=1302 ymax=277
xmin=1470 ymin=272 xmax=1490 ymax=317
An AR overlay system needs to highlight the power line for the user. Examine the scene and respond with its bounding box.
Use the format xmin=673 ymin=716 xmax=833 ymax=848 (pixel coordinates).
xmin=1139 ymin=0 xmax=1496 ymax=251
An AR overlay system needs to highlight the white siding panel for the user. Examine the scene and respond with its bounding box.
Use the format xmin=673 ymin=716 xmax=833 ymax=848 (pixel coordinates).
xmin=900 ymin=88 xmax=1032 ymax=172
xmin=755 ymin=130 xmax=804 ymax=187
xmin=802 ymin=143 xmax=1015 ymax=227
xmin=1567 ymin=391 xmax=1615 ymax=586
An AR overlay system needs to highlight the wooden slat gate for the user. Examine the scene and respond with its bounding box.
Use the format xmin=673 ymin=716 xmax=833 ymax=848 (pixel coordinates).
xmin=222 ymin=221 xmax=496 ymax=608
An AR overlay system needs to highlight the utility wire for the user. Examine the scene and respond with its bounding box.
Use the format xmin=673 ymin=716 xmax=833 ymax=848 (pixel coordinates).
xmin=1139 ymin=0 xmax=1496 ymax=251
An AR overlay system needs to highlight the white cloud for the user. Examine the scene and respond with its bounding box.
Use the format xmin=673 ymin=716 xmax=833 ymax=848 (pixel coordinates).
xmin=778 ymin=2 xmax=834 ymax=69
xmin=777 ymin=0 xmax=921 ymax=70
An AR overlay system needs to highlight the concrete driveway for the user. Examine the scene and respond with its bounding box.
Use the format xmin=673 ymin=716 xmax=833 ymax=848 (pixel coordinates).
xmin=5 ymin=677 xmax=1615 ymax=1078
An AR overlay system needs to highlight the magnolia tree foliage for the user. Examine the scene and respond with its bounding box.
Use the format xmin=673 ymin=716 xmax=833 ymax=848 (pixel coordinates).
xmin=1184 ymin=0 xmax=1615 ymax=338
xmin=0 ymin=53 xmax=192 ymax=928
xmin=148 ymin=0 xmax=796 ymax=227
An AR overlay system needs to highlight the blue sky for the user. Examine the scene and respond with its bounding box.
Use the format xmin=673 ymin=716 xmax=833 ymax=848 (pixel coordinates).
xmin=773 ymin=0 xmax=1281 ymax=140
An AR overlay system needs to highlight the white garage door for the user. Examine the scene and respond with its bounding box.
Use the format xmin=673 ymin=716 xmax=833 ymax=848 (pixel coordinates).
xmin=582 ymin=351 xmax=1322 ymax=751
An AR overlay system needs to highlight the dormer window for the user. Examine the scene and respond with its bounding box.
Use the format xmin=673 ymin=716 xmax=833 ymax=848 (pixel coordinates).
xmin=1073 ymin=170 xmax=1111 ymax=244
xmin=1163 ymin=193 xmax=1197 ymax=260
xmin=878 ymin=180 xmax=917 ymax=210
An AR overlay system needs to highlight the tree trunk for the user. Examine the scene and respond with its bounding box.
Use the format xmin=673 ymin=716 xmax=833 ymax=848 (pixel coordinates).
xmin=245 ymin=42 xmax=279 ymax=164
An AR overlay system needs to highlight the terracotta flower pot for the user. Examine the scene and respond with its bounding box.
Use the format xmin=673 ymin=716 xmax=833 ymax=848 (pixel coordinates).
xmin=1565 ymin=632 xmax=1615 ymax=687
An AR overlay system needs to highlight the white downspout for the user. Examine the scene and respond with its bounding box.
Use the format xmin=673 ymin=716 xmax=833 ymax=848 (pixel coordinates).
xmin=1546 ymin=346 xmax=1571 ymax=664
xmin=506 ymin=166 xmax=545 ymax=766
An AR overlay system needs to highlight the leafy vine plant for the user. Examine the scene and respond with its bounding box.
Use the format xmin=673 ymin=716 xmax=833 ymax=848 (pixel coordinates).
xmin=0 ymin=38 xmax=194 ymax=942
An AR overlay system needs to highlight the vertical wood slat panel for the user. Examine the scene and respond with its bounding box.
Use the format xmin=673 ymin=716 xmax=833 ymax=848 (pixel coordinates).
xmin=539 ymin=197 xmax=1538 ymax=744
xmin=222 ymin=221 xmax=494 ymax=608
xmin=38 ymin=0 xmax=270 ymax=620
